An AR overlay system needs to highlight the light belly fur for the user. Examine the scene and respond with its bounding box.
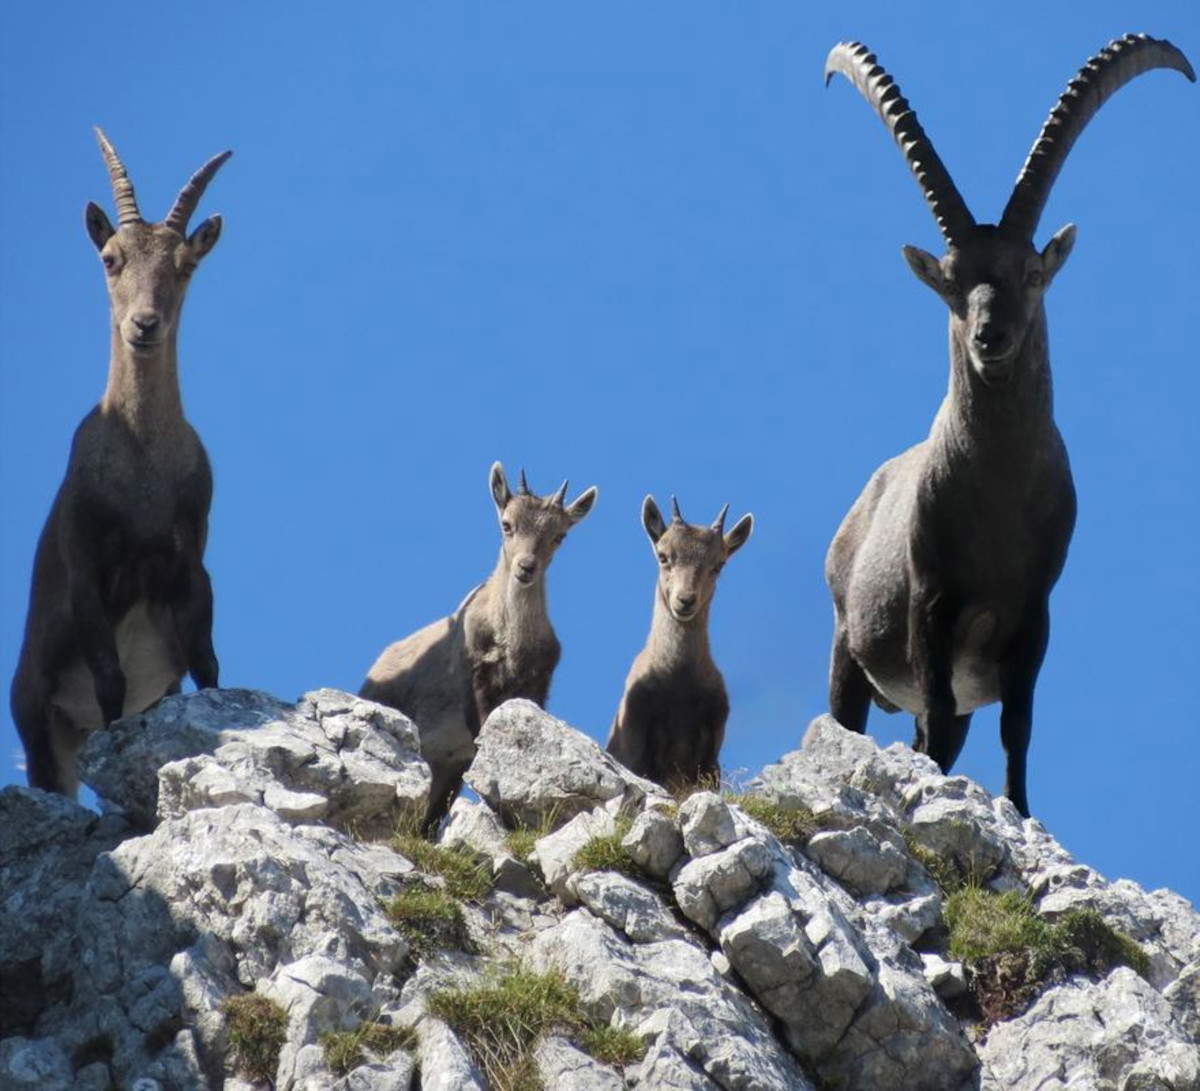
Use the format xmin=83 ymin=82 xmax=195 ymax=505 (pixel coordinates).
xmin=865 ymin=654 xmax=1001 ymax=717
xmin=51 ymin=601 xmax=181 ymax=729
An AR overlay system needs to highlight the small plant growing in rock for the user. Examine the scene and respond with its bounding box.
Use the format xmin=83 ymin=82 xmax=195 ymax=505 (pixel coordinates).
xmin=578 ymin=1022 xmax=647 ymax=1067
xmin=222 ymin=992 xmax=287 ymax=1085
xmin=321 ymin=1017 xmax=415 ymax=1076
xmin=428 ymin=966 xmax=581 ymax=1090
xmin=571 ymin=817 xmax=637 ymax=876
xmin=392 ymin=818 xmax=492 ymax=902
xmin=385 ymin=885 xmax=473 ymax=957
xmin=504 ymin=806 xmax=565 ymax=862
xmin=944 ymin=885 xmax=1149 ymax=1025
xmin=727 ymin=793 xmax=820 ymax=847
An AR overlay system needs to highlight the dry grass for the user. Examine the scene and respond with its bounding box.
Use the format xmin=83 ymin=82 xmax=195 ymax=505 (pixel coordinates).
xmin=222 ymin=992 xmax=288 ymax=1084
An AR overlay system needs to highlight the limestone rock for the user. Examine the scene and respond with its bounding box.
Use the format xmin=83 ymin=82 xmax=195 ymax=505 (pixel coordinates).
xmin=79 ymin=688 xmax=430 ymax=836
xmin=621 ymin=806 xmax=684 ymax=878
xmin=464 ymin=699 xmax=668 ymax=826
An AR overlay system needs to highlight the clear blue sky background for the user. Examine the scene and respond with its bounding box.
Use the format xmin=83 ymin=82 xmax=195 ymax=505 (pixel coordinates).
xmin=1 ymin=4 xmax=1196 ymax=905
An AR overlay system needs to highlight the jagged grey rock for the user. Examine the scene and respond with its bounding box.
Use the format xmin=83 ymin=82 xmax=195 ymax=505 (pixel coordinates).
xmin=79 ymin=688 xmax=430 ymax=835
xmin=0 ymin=787 xmax=128 ymax=1037
xmin=530 ymin=909 xmax=816 ymax=1090
xmin=535 ymin=1035 xmax=624 ymax=1090
xmin=464 ymin=699 xmax=668 ymax=826
xmin=977 ymin=967 xmax=1200 ymax=1091
xmin=621 ymin=806 xmax=684 ymax=878
xmin=2 ymin=696 xmax=1196 ymax=1090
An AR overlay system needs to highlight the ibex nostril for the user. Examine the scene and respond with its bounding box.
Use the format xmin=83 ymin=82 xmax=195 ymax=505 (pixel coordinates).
xmin=132 ymin=313 xmax=159 ymax=333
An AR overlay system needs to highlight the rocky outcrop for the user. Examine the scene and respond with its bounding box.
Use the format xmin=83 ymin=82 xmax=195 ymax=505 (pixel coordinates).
xmin=1 ymin=692 xmax=1196 ymax=1090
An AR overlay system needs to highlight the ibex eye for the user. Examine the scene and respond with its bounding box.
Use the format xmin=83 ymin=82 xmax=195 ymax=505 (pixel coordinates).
xmin=101 ymin=254 xmax=116 ymax=271
xmin=502 ymin=521 xmax=513 ymax=535
xmin=657 ymin=553 xmax=668 ymax=565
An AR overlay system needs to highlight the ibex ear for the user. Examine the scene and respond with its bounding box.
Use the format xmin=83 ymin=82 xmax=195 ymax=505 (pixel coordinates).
xmin=85 ymin=202 xmax=114 ymax=251
xmin=902 ymin=245 xmax=945 ymax=296
xmin=489 ymin=462 xmax=512 ymax=512
xmin=188 ymin=215 xmax=222 ymax=261
xmin=566 ymin=486 xmax=598 ymax=523
xmin=723 ymin=513 xmax=754 ymax=557
xmin=642 ymin=496 xmax=667 ymax=544
xmin=1041 ymin=224 xmax=1076 ymax=285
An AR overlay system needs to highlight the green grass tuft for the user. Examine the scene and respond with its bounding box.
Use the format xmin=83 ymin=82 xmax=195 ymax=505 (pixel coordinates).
xmin=321 ymin=1019 xmax=416 ymax=1076
xmin=222 ymin=993 xmax=288 ymax=1084
xmin=385 ymin=886 xmax=472 ymax=958
xmin=729 ymin=793 xmax=820 ymax=847
xmin=392 ymin=825 xmax=492 ymax=902
xmin=428 ymin=966 xmax=581 ymax=1091
xmin=944 ymin=885 xmax=1149 ymax=1025
xmin=504 ymin=806 xmax=566 ymax=863
xmin=571 ymin=818 xmax=636 ymax=876
xmin=577 ymin=1023 xmax=647 ymax=1067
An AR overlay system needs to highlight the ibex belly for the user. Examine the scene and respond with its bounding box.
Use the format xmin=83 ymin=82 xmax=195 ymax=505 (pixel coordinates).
xmin=860 ymin=607 xmax=1002 ymax=717
xmin=51 ymin=601 xmax=182 ymax=729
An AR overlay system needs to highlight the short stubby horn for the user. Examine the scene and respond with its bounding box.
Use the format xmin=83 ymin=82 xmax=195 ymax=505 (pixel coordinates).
xmin=164 ymin=149 xmax=233 ymax=235
xmin=824 ymin=42 xmax=976 ymax=248
xmin=711 ymin=504 xmax=730 ymax=534
xmin=1000 ymin=33 xmax=1194 ymax=240
xmin=518 ymin=469 xmax=531 ymax=495
xmin=670 ymin=496 xmax=684 ymax=523
xmin=94 ymin=127 xmax=142 ymax=226
xmin=552 ymin=480 xmax=568 ymax=507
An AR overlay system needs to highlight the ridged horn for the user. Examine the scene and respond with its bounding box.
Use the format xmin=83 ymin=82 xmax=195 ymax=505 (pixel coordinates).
xmin=824 ymin=42 xmax=976 ymax=248
xmin=518 ymin=469 xmax=531 ymax=495
xmin=1000 ymin=33 xmax=1194 ymax=240
xmin=552 ymin=480 xmax=568 ymax=507
xmin=711 ymin=504 xmax=730 ymax=535
xmin=164 ymin=149 xmax=233 ymax=235
xmin=94 ymin=128 xmax=142 ymax=226
xmin=670 ymin=496 xmax=683 ymax=523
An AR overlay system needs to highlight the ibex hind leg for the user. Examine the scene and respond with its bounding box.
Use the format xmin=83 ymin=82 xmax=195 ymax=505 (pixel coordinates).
xmin=46 ymin=706 xmax=88 ymax=799
xmin=829 ymin=627 xmax=872 ymax=733
xmin=918 ymin=712 xmax=973 ymax=772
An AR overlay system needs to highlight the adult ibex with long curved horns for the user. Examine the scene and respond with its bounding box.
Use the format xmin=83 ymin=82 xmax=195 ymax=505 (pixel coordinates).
xmin=361 ymin=462 xmax=598 ymax=828
xmin=11 ymin=129 xmax=231 ymax=797
xmin=607 ymin=495 xmax=753 ymax=789
xmin=822 ymin=35 xmax=1193 ymax=816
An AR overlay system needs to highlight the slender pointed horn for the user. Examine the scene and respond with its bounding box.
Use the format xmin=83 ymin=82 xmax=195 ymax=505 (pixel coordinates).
xmin=670 ymin=496 xmax=683 ymax=523
xmin=1000 ymin=34 xmax=1194 ymax=240
xmin=711 ymin=503 xmax=730 ymax=534
xmin=94 ymin=128 xmax=142 ymax=226
xmin=825 ymin=42 xmax=976 ymax=248
xmin=552 ymin=480 xmax=568 ymax=507
xmin=163 ymin=149 xmax=233 ymax=235
xmin=518 ymin=469 xmax=531 ymax=495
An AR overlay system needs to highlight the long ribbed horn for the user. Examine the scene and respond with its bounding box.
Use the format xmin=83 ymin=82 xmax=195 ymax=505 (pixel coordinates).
xmin=825 ymin=42 xmax=976 ymax=248
xmin=552 ymin=480 xmax=568 ymax=507
xmin=164 ymin=149 xmax=233 ymax=235
xmin=1000 ymin=34 xmax=1194 ymax=240
xmin=711 ymin=504 xmax=730 ymax=535
xmin=670 ymin=496 xmax=683 ymax=523
xmin=518 ymin=469 xmax=531 ymax=495
xmin=94 ymin=128 xmax=142 ymax=226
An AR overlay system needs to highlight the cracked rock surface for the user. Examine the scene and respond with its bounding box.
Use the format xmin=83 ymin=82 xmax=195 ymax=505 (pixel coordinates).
xmin=2 ymin=692 xmax=1197 ymax=1090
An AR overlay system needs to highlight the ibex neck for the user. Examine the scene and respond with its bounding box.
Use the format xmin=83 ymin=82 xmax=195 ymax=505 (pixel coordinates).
xmin=101 ymin=328 xmax=184 ymax=438
xmin=486 ymin=549 xmax=551 ymax=641
xmin=646 ymin=589 xmax=714 ymax=672
xmin=941 ymin=310 xmax=1056 ymax=450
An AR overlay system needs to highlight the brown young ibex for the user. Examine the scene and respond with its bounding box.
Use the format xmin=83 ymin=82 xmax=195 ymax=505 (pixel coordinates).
xmin=823 ymin=35 xmax=1194 ymax=816
xmin=11 ymin=129 xmax=232 ymax=797
xmin=607 ymin=496 xmax=753 ymax=789
xmin=361 ymin=462 xmax=598 ymax=826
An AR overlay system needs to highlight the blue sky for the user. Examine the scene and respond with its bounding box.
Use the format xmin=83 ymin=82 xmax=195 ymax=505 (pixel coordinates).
xmin=1 ymin=3 xmax=1196 ymax=905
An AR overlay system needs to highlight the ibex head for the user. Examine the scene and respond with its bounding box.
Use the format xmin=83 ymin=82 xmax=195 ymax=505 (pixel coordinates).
xmin=643 ymin=496 xmax=753 ymax=623
xmin=826 ymin=35 xmax=1194 ymax=387
xmin=489 ymin=462 xmax=598 ymax=587
xmin=85 ymin=129 xmax=231 ymax=355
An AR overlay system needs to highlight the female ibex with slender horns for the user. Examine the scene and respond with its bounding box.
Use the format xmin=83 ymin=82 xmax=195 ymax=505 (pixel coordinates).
xmin=822 ymin=35 xmax=1193 ymax=816
xmin=11 ymin=130 xmax=231 ymax=797
xmin=361 ymin=462 xmax=598 ymax=827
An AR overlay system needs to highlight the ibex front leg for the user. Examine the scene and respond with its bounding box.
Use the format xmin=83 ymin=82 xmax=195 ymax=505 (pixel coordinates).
xmin=175 ymin=555 xmax=220 ymax=691
xmin=909 ymin=584 xmax=970 ymax=771
xmin=64 ymin=521 xmax=125 ymax=726
xmin=999 ymin=601 xmax=1050 ymax=818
